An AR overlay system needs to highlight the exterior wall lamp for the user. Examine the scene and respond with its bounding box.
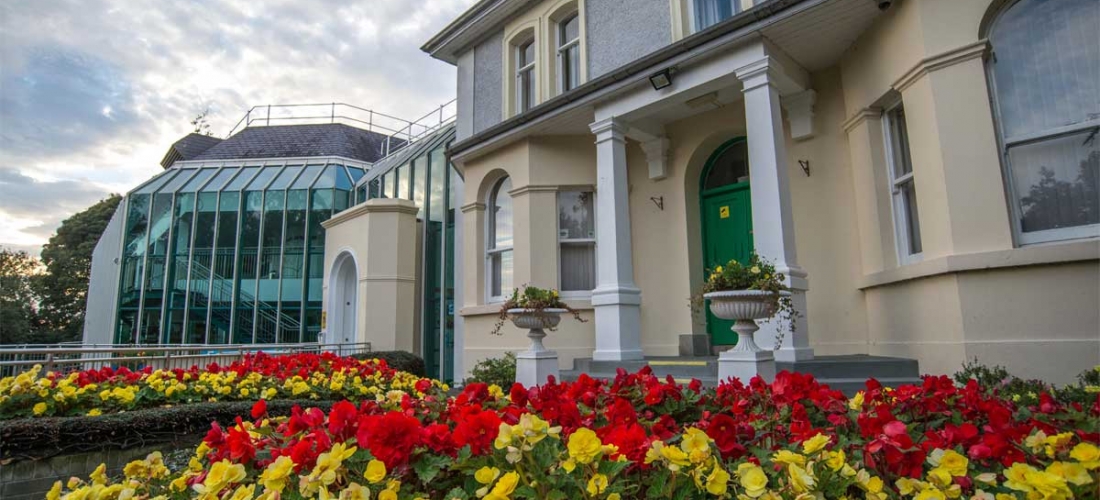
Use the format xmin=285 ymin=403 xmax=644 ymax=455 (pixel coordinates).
xmin=649 ymin=68 xmax=674 ymax=90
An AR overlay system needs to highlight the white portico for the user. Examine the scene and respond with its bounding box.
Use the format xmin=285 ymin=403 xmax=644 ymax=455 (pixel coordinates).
xmin=588 ymin=38 xmax=817 ymax=364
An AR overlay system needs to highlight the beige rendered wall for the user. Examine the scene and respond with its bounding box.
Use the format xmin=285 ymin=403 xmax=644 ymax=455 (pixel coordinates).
xmin=458 ymin=137 xmax=599 ymax=373
xmin=322 ymin=199 xmax=420 ymax=353
xmin=840 ymin=0 xmax=1099 ymax=383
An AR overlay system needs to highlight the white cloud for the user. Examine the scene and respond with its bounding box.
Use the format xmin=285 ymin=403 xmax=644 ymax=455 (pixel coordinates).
xmin=0 ymin=0 xmax=473 ymax=255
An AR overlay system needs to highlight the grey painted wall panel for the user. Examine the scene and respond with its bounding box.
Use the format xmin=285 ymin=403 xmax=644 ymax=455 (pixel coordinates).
xmin=456 ymin=50 xmax=476 ymax=142
xmin=82 ymin=204 xmax=124 ymax=345
xmin=473 ymin=32 xmax=504 ymax=134
xmin=585 ymin=0 xmax=672 ymax=80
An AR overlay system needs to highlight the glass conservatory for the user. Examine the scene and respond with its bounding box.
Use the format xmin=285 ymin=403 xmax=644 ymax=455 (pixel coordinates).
xmin=115 ymin=160 xmax=366 ymax=345
xmin=354 ymin=125 xmax=460 ymax=380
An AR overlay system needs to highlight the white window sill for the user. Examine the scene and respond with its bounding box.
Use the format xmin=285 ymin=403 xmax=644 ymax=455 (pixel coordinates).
xmin=858 ymin=238 xmax=1100 ymax=289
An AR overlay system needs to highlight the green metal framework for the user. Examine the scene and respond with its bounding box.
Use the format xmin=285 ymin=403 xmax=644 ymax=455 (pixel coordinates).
xmin=356 ymin=125 xmax=459 ymax=380
xmin=115 ymin=158 xmax=366 ymax=345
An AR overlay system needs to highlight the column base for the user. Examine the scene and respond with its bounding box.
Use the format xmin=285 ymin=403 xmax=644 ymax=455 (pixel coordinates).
xmin=516 ymin=350 xmax=559 ymax=388
xmin=717 ymin=349 xmax=776 ymax=383
xmin=592 ymin=287 xmax=644 ymax=362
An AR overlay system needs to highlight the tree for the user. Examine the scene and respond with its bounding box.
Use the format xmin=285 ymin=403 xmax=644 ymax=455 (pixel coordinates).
xmin=0 ymin=248 xmax=46 ymax=344
xmin=191 ymin=107 xmax=213 ymax=136
xmin=35 ymin=194 xmax=123 ymax=341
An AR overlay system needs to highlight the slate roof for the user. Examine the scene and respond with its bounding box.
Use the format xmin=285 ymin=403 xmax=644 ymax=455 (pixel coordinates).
xmin=159 ymin=133 xmax=223 ymax=168
xmin=189 ymin=123 xmax=399 ymax=164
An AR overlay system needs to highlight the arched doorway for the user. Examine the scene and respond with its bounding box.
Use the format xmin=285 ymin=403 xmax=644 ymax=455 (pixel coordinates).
xmin=329 ymin=252 xmax=358 ymax=352
xmin=699 ymin=138 xmax=753 ymax=345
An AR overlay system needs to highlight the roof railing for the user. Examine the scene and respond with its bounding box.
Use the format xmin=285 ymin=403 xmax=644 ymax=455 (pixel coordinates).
xmin=224 ymin=100 xmax=457 ymax=158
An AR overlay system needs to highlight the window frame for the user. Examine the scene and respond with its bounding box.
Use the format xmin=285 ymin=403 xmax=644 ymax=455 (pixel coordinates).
xmin=515 ymin=39 xmax=536 ymax=113
xmin=556 ymin=12 xmax=581 ymax=94
xmin=486 ymin=177 xmax=514 ymax=303
xmin=688 ymin=0 xmax=742 ymax=34
xmin=984 ymin=0 xmax=1100 ymax=246
xmin=556 ymin=188 xmax=596 ymax=296
xmin=882 ymin=100 xmax=923 ymax=265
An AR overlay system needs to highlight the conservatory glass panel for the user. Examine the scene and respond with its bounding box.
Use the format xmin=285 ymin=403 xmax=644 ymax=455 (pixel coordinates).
xmin=246 ymin=165 xmax=282 ymax=191
xmin=225 ymin=166 xmax=261 ymax=191
xmin=413 ymin=157 xmax=426 ymax=214
xmin=159 ymin=169 xmax=198 ymax=194
xmin=177 ymin=168 xmax=213 ymax=192
xmin=202 ymin=168 xmax=238 ymax=192
xmin=292 ymin=165 xmax=325 ymax=189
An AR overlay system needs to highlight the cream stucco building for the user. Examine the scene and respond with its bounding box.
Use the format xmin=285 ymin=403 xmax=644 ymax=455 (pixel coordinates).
xmin=324 ymin=0 xmax=1099 ymax=385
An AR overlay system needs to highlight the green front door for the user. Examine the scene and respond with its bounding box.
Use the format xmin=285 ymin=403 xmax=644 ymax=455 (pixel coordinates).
xmin=700 ymin=138 xmax=753 ymax=346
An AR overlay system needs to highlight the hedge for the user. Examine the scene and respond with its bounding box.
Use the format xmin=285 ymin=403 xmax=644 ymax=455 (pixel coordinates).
xmin=0 ymin=400 xmax=335 ymax=461
xmin=350 ymin=350 xmax=426 ymax=377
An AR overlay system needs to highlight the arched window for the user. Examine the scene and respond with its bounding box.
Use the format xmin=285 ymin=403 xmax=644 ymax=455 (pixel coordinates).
xmin=487 ymin=177 xmax=514 ymax=299
xmin=988 ymin=0 xmax=1099 ymax=244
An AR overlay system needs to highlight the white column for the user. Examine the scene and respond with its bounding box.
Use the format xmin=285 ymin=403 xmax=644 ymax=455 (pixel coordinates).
xmin=736 ymin=59 xmax=814 ymax=362
xmin=589 ymin=117 xmax=644 ymax=361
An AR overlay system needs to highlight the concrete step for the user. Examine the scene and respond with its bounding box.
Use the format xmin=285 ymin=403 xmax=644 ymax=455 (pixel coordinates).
xmin=571 ymin=357 xmax=719 ymax=379
xmin=559 ymin=355 xmax=922 ymax=397
xmin=777 ymin=355 xmax=920 ymax=381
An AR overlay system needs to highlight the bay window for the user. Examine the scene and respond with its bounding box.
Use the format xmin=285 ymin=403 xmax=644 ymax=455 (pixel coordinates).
xmin=987 ymin=0 xmax=1099 ymax=244
xmin=883 ymin=101 xmax=923 ymax=262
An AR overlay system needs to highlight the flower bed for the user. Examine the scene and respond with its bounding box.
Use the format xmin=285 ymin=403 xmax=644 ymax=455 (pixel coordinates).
xmin=51 ymin=367 xmax=1099 ymax=500
xmin=0 ymin=352 xmax=443 ymax=419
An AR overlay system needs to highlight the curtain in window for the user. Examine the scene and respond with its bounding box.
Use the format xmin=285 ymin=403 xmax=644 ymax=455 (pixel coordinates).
xmin=694 ymin=0 xmax=735 ymax=31
xmin=990 ymin=0 xmax=1099 ymax=238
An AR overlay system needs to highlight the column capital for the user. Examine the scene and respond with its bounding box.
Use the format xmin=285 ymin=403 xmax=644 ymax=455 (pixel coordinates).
xmin=459 ymin=202 xmax=486 ymax=214
xmin=589 ymin=117 xmax=628 ymax=141
xmin=734 ymin=57 xmax=783 ymax=93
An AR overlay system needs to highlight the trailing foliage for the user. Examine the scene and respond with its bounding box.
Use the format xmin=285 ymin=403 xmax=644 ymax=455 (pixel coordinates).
xmin=490 ymin=285 xmax=587 ymax=335
xmin=350 ymin=351 xmax=427 ymax=377
xmin=466 ymin=352 xmax=517 ymax=388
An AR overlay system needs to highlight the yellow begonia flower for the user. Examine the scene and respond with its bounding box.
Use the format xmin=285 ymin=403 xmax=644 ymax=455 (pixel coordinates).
xmin=706 ymin=465 xmax=730 ymax=495
xmin=848 ymin=391 xmax=865 ymax=411
xmin=47 ymin=481 xmax=62 ymax=500
xmin=737 ymin=463 xmax=769 ymax=498
xmin=586 ymin=473 xmax=609 ymax=495
xmin=787 ymin=464 xmax=816 ymax=493
xmin=1045 ymin=461 xmax=1094 ymax=486
xmin=772 ymin=450 xmax=807 ymax=467
xmin=475 ymin=466 xmax=501 ymax=485
xmin=1070 ymin=442 xmax=1100 ymax=469
xmin=680 ymin=428 xmax=712 ymax=464
xmin=491 ymin=471 xmax=520 ymax=496
xmin=914 ymin=488 xmax=946 ymax=500
xmin=33 ymin=402 xmax=48 ymax=415
xmin=494 ymin=422 xmax=514 ymax=450
xmin=259 ymin=456 xmax=295 ymax=493
xmin=87 ymin=408 xmax=102 ymax=416
xmin=825 ymin=450 xmax=846 ymax=472
xmin=607 ymin=494 xmax=621 ymax=500
xmin=227 ymin=484 xmax=255 ymax=500
xmin=196 ymin=460 xmax=247 ymax=498
xmin=801 ymin=433 xmax=829 ymax=455
xmin=365 ymin=459 xmax=387 ymax=484
xmin=567 ymin=428 xmax=603 ymax=464
xmin=90 ymin=463 xmax=108 ymax=485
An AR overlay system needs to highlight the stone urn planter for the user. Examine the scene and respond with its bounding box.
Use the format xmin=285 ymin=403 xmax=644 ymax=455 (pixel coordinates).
xmin=704 ymin=290 xmax=789 ymax=382
xmin=508 ymin=308 xmax=565 ymax=353
xmin=508 ymin=308 xmax=565 ymax=387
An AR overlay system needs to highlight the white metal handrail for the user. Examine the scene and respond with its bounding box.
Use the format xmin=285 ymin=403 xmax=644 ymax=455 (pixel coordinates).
xmin=0 ymin=342 xmax=372 ymax=376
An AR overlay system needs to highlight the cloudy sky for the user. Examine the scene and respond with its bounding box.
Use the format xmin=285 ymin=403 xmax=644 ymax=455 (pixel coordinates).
xmin=0 ymin=0 xmax=474 ymax=256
